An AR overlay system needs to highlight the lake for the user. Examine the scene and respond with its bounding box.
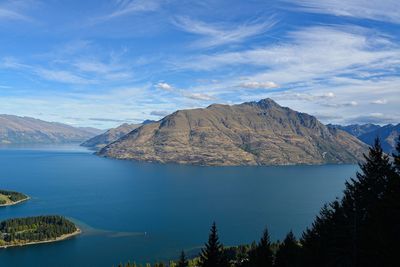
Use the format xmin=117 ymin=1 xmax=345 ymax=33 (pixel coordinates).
xmin=0 ymin=145 xmax=358 ymax=266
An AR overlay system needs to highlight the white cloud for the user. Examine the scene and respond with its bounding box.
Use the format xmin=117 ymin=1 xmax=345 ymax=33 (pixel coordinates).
xmin=173 ymin=16 xmax=276 ymax=48
xmin=239 ymin=81 xmax=279 ymax=89
xmin=283 ymin=0 xmax=400 ymax=24
xmin=371 ymin=99 xmax=388 ymax=104
xmin=324 ymin=92 xmax=335 ymax=98
xmin=183 ymin=92 xmax=215 ymax=101
xmin=344 ymin=101 xmax=358 ymax=107
xmin=175 ymin=25 xmax=400 ymax=91
xmin=348 ymin=112 xmax=398 ymax=124
xmin=156 ymin=82 xmax=174 ymax=91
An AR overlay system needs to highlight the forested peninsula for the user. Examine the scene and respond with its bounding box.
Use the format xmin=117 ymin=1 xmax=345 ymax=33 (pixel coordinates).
xmin=0 ymin=190 xmax=29 ymax=207
xmin=0 ymin=215 xmax=80 ymax=248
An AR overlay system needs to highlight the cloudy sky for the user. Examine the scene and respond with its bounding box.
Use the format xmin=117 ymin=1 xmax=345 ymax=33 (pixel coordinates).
xmin=0 ymin=0 xmax=399 ymax=129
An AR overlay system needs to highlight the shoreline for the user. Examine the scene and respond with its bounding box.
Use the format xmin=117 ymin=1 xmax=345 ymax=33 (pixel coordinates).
xmin=0 ymin=196 xmax=30 ymax=207
xmin=0 ymin=228 xmax=81 ymax=249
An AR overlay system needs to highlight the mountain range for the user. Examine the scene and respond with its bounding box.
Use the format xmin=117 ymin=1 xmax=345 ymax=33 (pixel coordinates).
xmin=98 ymin=98 xmax=368 ymax=166
xmin=327 ymin=123 xmax=381 ymax=137
xmin=328 ymin=123 xmax=400 ymax=154
xmin=0 ymin=114 xmax=102 ymax=144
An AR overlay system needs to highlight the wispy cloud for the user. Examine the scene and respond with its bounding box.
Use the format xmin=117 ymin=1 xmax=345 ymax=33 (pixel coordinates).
xmin=283 ymin=0 xmax=400 ymax=24
xmin=371 ymin=99 xmax=388 ymax=105
xmin=176 ymin=25 xmax=400 ymax=86
xmin=348 ymin=113 xmax=398 ymax=124
xmin=150 ymin=110 xmax=169 ymax=117
xmin=35 ymin=69 xmax=93 ymax=84
xmin=1 ymin=42 xmax=135 ymax=85
xmin=0 ymin=0 xmax=33 ymax=22
xmin=154 ymin=81 xmax=215 ymax=101
xmin=239 ymin=81 xmax=279 ymax=89
xmin=183 ymin=92 xmax=215 ymax=101
xmin=173 ymin=16 xmax=277 ymax=48
xmin=89 ymin=117 xmax=133 ymax=123
xmin=91 ymin=0 xmax=162 ymax=24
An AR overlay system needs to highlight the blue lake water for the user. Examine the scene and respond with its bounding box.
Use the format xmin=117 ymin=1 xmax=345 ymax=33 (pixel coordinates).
xmin=0 ymin=145 xmax=358 ymax=266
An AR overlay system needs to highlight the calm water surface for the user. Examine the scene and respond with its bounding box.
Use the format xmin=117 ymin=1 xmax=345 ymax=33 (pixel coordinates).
xmin=0 ymin=145 xmax=358 ymax=266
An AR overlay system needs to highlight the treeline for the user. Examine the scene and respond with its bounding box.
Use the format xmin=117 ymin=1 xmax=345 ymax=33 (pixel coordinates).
xmin=117 ymin=137 xmax=400 ymax=267
xmin=0 ymin=215 xmax=77 ymax=244
xmin=0 ymin=189 xmax=28 ymax=204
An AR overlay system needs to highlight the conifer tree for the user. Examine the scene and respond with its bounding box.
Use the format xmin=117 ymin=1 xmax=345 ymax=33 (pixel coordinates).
xmin=248 ymin=227 xmax=273 ymax=267
xmin=301 ymin=138 xmax=400 ymax=267
xmin=199 ymin=222 xmax=229 ymax=267
xmin=274 ymin=231 xmax=300 ymax=267
xmin=393 ymin=135 xmax=400 ymax=172
xmin=177 ymin=251 xmax=188 ymax=267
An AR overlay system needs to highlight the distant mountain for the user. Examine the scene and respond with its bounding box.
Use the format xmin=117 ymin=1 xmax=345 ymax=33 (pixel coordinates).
xmin=358 ymin=124 xmax=400 ymax=154
xmin=81 ymin=123 xmax=141 ymax=150
xmin=327 ymin=123 xmax=381 ymax=137
xmin=328 ymin=123 xmax=399 ymax=154
xmin=0 ymin=114 xmax=102 ymax=144
xmin=81 ymin=120 xmax=156 ymax=150
xmin=98 ymin=99 xmax=368 ymax=166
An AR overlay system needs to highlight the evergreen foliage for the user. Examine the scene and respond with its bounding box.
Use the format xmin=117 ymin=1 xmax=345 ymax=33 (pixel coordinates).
xmin=177 ymin=251 xmax=188 ymax=267
xmin=247 ymin=227 xmax=273 ymax=267
xmin=274 ymin=231 xmax=300 ymax=267
xmin=301 ymin=137 xmax=400 ymax=266
xmin=0 ymin=189 xmax=28 ymax=204
xmin=0 ymin=215 xmax=77 ymax=245
xmin=199 ymin=222 xmax=229 ymax=267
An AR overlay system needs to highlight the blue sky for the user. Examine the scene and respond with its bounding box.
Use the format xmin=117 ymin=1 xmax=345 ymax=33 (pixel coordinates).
xmin=0 ymin=0 xmax=399 ymax=129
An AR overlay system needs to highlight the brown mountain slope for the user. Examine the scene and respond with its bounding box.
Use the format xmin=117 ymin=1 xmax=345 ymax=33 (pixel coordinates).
xmin=0 ymin=114 xmax=102 ymax=144
xmin=81 ymin=123 xmax=142 ymax=150
xmin=99 ymin=99 xmax=368 ymax=166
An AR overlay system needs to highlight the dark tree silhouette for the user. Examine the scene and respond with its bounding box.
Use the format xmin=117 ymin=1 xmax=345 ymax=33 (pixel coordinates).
xmin=177 ymin=251 xmax=188 ymax=267
xmin=301 ymin=138 xmax=400 ymax=267
xmin=199 ymin=222 xmax=229 ymax=267
xmin=247 ymin=227 xmax=273 ymax=267
xmin=274 ymin=231 xmax=300 ymax=267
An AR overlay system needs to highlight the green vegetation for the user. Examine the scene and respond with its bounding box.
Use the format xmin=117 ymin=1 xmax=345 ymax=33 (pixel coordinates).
xmin=116 ymin=137 xmax=400 ymax=267
xmin=0 ymin=190 xmax=29 ymax=206
xmin=0 ymin=215 xmax=79 ymax=247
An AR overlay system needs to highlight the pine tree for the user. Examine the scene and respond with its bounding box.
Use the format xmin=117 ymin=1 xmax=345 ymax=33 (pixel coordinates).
xmin=199 ymin=222 xmax=229 ymax=267
xmin=248 ymin=227 xmax=273 ymax=267
xmin=393 ymin=135 xmax=400 ymax=172
xmin=177 ymin=251 xmax=188 ymax=267
xmin=274 ymin=231 xmax=300 ymax=267
xmin=301 ymin=138 xmax=400 ymax=267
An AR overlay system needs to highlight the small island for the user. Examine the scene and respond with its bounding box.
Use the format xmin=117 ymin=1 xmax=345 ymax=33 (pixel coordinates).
xmin=0 ymin=215 xmax=81 ymax=248
xmin=0 ymin=190 xmax=29 ymax=207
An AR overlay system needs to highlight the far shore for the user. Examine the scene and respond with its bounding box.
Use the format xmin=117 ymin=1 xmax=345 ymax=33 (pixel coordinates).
xmin=0 ymin=228 xmax=81 ymax=249
xmin=0 ymin=196 xmax=30 ymax=207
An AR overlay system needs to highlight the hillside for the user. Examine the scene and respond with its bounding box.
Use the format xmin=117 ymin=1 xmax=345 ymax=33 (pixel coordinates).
xmin=0 ymin=114 xmax=102 ymax=144
xmin=81 ymin=120 xmax=155 ymax=150
xmin=327 ymin=123 xmax=380 ymax=137
xmin=81 ymin=123 xmax=141 ymax=150
xmin=98 ymin=99 xmax=368 ymax=166
xmin=358 ymin=124 xmax=400 ymax=154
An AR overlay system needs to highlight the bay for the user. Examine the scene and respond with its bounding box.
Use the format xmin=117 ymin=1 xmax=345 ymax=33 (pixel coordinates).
xmin=0 ymin=145 xmax=358 ymax=266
